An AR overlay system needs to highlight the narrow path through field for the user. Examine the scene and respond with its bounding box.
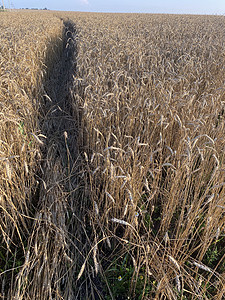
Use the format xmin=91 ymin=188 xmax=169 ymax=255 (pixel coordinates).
xmin=42 ymin=20 xmax=78 ymax=170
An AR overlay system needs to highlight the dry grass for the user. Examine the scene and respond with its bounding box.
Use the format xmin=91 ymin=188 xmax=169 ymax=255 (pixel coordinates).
xmin=66 ymin=13 xmax=225 ymax=299
xmin=0 ymin=11 xmax=225 ymax=300
xmin=0 ymin=10 xmax=64 ymax=299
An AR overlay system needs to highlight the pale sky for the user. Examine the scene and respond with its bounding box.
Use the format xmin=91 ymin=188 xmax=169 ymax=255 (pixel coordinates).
xmin=5 ymin=0 xmax=225 ymax=14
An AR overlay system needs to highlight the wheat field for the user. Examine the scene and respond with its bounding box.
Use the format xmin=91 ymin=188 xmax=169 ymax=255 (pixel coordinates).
xmin=0 ymin=10 xmax=225 ymax=300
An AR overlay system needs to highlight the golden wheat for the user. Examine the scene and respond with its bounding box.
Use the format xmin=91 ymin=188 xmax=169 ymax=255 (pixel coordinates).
xmin=0 ymin=10 xmax=225 ymax=300
xmin=67 ymin=12 xmax=225 ymax=299
xmin=0 ymin=10 xmax=64 ymax=299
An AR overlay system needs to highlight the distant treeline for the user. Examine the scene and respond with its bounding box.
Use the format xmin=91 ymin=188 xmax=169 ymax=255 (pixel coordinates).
xmin=20 ymin=8 xmax=49 ymax=10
